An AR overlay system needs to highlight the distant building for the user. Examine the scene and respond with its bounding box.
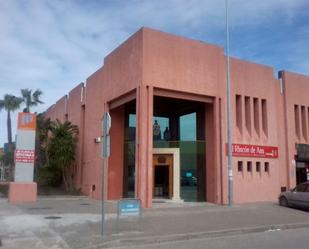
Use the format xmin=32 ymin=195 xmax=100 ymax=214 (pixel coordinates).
xmin=46 ymin=27 xmax=309 ymax=208
xmin=3 ymin=142 xmax=15 ymax=154
xmin=0 ymin=148 xmax=9 ymax=181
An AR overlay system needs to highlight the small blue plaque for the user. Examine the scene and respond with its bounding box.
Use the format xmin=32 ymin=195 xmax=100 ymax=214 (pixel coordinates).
xmin=118 ymin=199 xmax=141 ymax=216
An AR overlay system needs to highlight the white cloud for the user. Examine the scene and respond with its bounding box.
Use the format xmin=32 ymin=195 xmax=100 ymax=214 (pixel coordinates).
xmin=0 ymin=0 xmax=308 ymax=145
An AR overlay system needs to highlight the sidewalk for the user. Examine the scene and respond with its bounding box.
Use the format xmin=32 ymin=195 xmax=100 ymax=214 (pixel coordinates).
xmin=1 ymin=196 xmax=309 ymax=249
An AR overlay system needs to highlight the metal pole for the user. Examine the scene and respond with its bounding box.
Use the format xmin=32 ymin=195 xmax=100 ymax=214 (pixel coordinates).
xmin=101 ymin=155 xmax=105 ymax=236
xmin=225 ymin=0 xmax=233 ymax=206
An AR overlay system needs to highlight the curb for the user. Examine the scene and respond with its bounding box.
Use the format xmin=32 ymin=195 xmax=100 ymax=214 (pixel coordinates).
xmin=37 ymin=195 xmax=89 ymax=200
xmin=93 ymin=222 xmax=309 ymax=248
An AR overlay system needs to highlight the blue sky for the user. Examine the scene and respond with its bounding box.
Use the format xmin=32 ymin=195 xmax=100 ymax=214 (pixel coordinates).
xmin=0 ymin=0 xmax=309 ymax=146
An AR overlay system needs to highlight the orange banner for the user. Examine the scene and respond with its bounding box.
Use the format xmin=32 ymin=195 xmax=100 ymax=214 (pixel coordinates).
xmin=17 ymin=112 xmax=36 ymax=130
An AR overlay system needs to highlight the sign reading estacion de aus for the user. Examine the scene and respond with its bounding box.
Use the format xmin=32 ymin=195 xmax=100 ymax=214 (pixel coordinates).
xmin=226 ymin=144 xmax=278 ymax=159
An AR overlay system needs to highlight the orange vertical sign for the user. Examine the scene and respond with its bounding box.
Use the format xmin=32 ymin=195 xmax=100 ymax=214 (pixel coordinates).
xmin=17 ymin=112 xmax=36 ymax=130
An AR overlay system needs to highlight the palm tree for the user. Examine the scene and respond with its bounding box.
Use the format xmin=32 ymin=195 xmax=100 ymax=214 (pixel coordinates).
xmin=48 ymin=119 xmax=78 ymax=191
xmin=21 ymin=88 xmax=43 ymax=112
xmin=35 ymin=114 xmax=52 ymax=172
xmin=0 ymin=94 xmax=23 ymax=145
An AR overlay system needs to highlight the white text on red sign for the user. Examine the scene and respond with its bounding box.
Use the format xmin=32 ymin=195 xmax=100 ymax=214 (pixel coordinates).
xmin=15 ymin=149 xmax=35 ymax=163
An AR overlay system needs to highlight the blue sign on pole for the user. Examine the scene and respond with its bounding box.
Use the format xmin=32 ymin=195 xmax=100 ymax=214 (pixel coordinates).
xmin=116 ymin=199 xmax=142 ymax=234
xmin=118 ymin=199 xmax=141 ymax=216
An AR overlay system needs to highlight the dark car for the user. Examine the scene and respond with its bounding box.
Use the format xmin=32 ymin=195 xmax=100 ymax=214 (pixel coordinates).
xmin=279 ymin=182 xmax=309 ymax=209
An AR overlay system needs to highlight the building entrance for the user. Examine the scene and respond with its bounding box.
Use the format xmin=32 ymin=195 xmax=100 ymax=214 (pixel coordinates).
xmin=153 ymin=154 xmax=173 ymax=198
xmin=122 ymin=94 xmax=216 ymax=203
xmin=153 ymin=96 xmax=207 ymax=202
xmin=296 ymin=166 xmax=308 ymax=184
xmin=295 ymin=144 xmax=309 ymax=185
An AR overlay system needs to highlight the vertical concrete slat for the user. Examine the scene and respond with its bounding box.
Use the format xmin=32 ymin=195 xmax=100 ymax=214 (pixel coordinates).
xmin=218 ymin=98 xmax=225 ymax=204
xmin=306 ymin=106 xmax=309 ymax=141
xmin=146 ymin=86 xmax=153 ymax=207
xmin=282 ymin=73 xmax=294 ymax=189
xmin=135 ymin=87 xmax=140 ymax=200
xmin=103 ymin=102 xmax=109 ymax=200
xmin=135 ymin=86 xmax=153 ymax=208
xmin=241 ymin=95 xmax=246 ymax=138
xmin=294 ymin=105 xmax=300 ymax=141
xmin=250 ymin=96 xmax=255 ymax=140
xmin=259 ymin=99 xmax=264 ymax=140
xmin=80 ymin=105 xmax=85 ymax=187
xmin=108 ymin=105 xmax=125 ymax=199
xmin=219 ymin=94 xmax=228 ymax=205
xmin=214 ymin=97 xmax=221 ymax=204
xmin=205 ymin=102 xmax=216 ymax=203
xmin=302 ymin=106 xmax=308 ymax=142
xmin=196 ymin=107 xmax=205 ymax=201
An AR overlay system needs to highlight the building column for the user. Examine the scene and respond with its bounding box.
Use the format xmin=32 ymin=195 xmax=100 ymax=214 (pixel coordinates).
xmin=169 ymin=115 xmax=180 ymax=141
xmin=135 ymin=86 xmax=153 ymax=208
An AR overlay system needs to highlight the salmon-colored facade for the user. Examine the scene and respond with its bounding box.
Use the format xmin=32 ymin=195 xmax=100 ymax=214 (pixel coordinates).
xmin=45 ymin=27 xmax=309 ymax=208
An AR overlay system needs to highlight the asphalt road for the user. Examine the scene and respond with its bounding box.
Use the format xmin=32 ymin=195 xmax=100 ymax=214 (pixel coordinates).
xmin=123 ymin=228 xmax=309 ymax=249
xmin=1 ymin=198 xmax=309 ymax=249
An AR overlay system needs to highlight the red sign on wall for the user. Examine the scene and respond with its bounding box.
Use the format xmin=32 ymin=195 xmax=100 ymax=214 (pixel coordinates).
xmin=15 ymin=149 xmax=35 ymax=163
xmin=226 ymin=144 xmax=278 ymax=159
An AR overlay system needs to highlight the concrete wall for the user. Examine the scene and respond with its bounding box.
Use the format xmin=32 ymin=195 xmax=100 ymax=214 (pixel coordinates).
xmin=142 ymin=28 xmax=227 ymax=204
xmin=281 ymin=71 xmax=309 ymax=188
xmin=142 ymin=28 xmax=226 ymax=96
xmin=44 ymin=27 xmax=309 ymax=206
xmin=230 ymin=58 xmax=281 ymax=202
xmin=66 ymin=83 xmax=85 ymax=189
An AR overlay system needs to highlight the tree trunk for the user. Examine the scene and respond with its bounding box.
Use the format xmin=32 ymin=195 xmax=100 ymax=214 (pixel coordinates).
xmin=7 ymin=110 xmax=12 ymax=145
xmin=62 ymin=166 xmax=69 ymax=191
xmin=7 ymin=110 xmax=15 ymax=181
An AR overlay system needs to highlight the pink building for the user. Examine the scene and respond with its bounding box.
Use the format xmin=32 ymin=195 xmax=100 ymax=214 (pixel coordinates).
xmin=45 ymin=28 xmax=309 ymax=208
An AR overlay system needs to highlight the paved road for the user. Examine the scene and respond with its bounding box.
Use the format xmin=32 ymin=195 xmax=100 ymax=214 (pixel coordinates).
xmin=1 ymin=197 xmax=309 ymax=249
xmin=122 ymin=228 xmax=309 ymax=249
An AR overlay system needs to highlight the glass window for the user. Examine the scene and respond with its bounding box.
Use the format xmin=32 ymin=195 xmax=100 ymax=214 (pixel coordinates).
xmin=180 ymin=113 xmax=196 ymax=141
xmin=256 ymin=162 xmax=261 ymax=172
xmin=153 ymin=117 xmax=169 ymax=141
xmin=262 ymin=99 xmax=268 ymax=136
xmin=305 ymin=184 xmax=309 ymax=193
xmin=296 ymin=183 xmax=306 ymax=192
xmin=301 ymin=106 xmax=307 ymax=140
xmin=294 ymin=105 xmax=300 ymax=139
xmin=124 ymin=112 xmax=136 ymax=198
xmin=264 ymin=162 xmax=269 ymax=173
xmin=247 ymin=161 xmax=252 ymax=172
xmin=253 ymin=98 xmax=260 ymax=135
xmin=238 ymin=161 xmax=243 ymax=172
xmin=245 ymin=96 xmax=251 ymax=134
xmin=236 ymin=95 xmax=242 ymax=132
xmin=180 ymin=112 xmax=198 ymax=202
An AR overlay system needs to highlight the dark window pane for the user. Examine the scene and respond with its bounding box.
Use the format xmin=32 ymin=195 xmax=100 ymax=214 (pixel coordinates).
xmin=238 ymin=161 xmax=243 ymax=172
xmin=256 ymin=162 xmax=261 ymax=172
xmin=247 ymin=161 xmax=252 ymax=172
xmin=264 ymin=162 xmax=269 ymax=172
xmin=296 ymin=184 xmax=306 ymax=192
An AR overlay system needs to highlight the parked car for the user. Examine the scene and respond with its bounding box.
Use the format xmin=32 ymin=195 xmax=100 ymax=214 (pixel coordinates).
xmin=279 ymin=182 xmax=309 ymax=210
